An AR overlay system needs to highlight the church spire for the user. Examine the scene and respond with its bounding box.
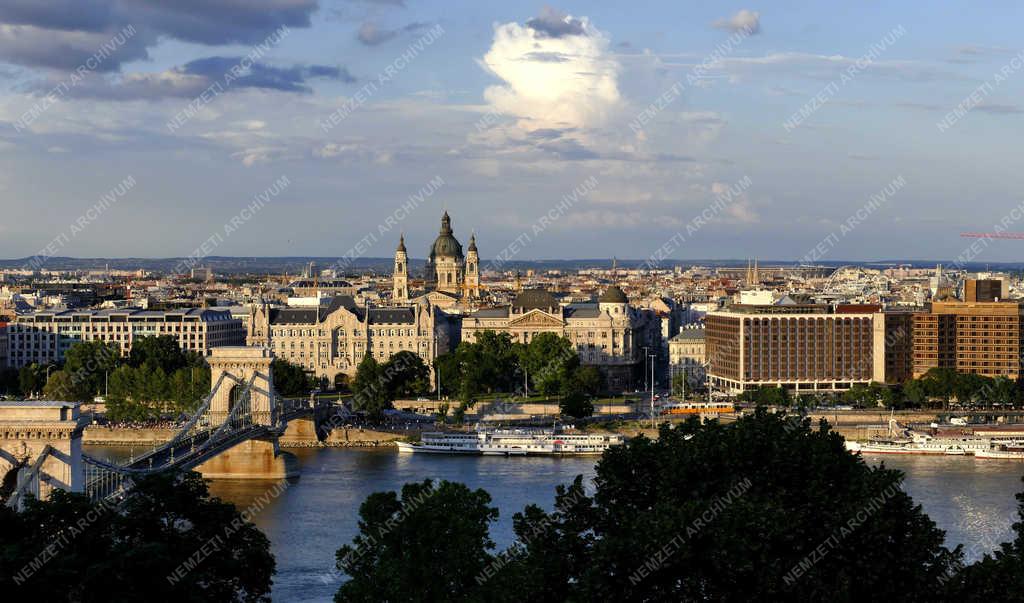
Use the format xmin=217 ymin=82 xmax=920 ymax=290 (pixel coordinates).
xmin=397 ymin=233 xmax=406 ymax=253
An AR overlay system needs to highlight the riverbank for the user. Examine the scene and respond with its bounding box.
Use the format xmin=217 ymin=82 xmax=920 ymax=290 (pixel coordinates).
xmin=82 ymin=424 xmax=416 ymax=448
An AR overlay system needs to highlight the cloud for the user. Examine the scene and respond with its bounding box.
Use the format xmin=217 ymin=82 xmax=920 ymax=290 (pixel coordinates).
xmin=0 ymin=1 xmax=319 ymax=71
xmin=975 ymin=103 xmax=1024 ymax=115
xmin=706 ymin=52 xmax=970 ymax=83
xmin=356 ymin=21 xmax=430 ymax=46
xmin=525 ymin=6 xmax=586 ymax=38
xmin=713 ymin=9 xmax=760 ymax=35
xmin=711 ymin=181 xmax=759 ymax=223
xmin=479 ymin=9 xmax=622 ymax=132
xmin=0 ymin=23 xmax=150 ymax=72
xmin=182 ymin=56 xmax=353 ymax=92
xmin=38 ymin=57 xmax=353 ymax=101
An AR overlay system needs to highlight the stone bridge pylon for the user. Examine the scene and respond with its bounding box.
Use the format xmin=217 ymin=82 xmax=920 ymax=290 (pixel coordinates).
xmin=0 ymin=401 xmax=85 ymax=503
xmin=194 ymin=347 xmax=298 ymax=479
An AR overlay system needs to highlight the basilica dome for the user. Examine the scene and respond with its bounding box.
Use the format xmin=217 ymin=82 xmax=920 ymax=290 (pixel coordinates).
xmin=429 ymin=211 xmax=464 ymax=261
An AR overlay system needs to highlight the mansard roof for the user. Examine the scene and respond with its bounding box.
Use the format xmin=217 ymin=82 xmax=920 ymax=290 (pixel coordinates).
xmin=368 ymin=307 xmax=416 ymax=324
xmin=511 ymin=288 xmax=559 ymax=311
xmin=268 ymin=296 xmax=359 ymax=324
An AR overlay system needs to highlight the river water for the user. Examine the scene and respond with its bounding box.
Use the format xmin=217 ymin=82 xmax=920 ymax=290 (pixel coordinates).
xmin=84 ymin=447 xmax=1024 ymax=602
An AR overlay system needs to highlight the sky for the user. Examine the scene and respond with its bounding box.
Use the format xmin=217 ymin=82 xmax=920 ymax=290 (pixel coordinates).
xmin=1 ymin=1 xmax=1023 ymax=265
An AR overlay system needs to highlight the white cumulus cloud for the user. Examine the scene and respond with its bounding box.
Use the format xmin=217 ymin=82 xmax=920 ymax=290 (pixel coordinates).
xmin=479 ymin=8 xmax=622 ymax=132
xmin=713 ymin=9 xmax=761 ymax=35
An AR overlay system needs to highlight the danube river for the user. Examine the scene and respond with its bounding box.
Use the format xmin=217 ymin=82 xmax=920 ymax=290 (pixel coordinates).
xmin=85 ymin=447 xmax=1024 ymax=602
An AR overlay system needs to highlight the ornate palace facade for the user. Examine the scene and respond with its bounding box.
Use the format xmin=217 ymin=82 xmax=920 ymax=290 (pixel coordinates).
xmin=247 ymin=296 xmax=453 ymax=388
xmin=461 ymin=286 xmax=661 ymax=391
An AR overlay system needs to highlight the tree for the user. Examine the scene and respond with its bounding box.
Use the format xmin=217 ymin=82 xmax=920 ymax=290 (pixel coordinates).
xmin=573 ymin=366 xmax=603 ymax=396
xmin=433 ymin=352 xmax=461 ymax=398
xmin=18 ymin=363 xmax=46 ymax=396
xmin=992 ymin=376 xmax=1017 ymax=407
xmin=505 ymin=410 xmax=961 ymax=601
xmin=559 ymin=389 xmax=594 ymax=419
xmin=843 ymin=382 xmax=887 ymax=408
xmin=63 ymin=340 xmax=121 ymax=398
xmin=334 ymin=480 xmax=498 ymax=602
xmin=904 ymin=377 xmax=928 ymax=406
xmin=42 ymin=370 xmax=83 ymax=401
xmin=128 ymin=335 xmax=190 ymax=372
xmin=382 ymin=351 xmax=431 ymax=398
xmin=454 ymin=342 xmax=486 ymax=403
xmin=271 ymin=358 xmax=313 ymax=397
xmin=0 ymin=471 xmax=275 ymax=601
xmin=351 ymin=355 xmax=392 ymax=421
xmin=336 ymin=411 xmax=965 ymax=601
xmin=474 ymin=330 xmax=524 ymax=392
xmin=671 ymin=371 xmax=687 ymax=397
xmin=525 ymin=333 xmax=578 ymax=396
xmin=739 ymin=385 xmax=790 ymax=407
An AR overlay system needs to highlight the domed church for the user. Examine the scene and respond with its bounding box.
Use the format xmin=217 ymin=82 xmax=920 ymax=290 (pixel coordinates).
xmin=392 ymin=211 xmax=480 ymax=303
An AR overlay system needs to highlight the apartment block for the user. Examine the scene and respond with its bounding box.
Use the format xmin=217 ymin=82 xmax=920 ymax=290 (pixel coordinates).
xmin=8 ymin=308 xmax=245 ymax=368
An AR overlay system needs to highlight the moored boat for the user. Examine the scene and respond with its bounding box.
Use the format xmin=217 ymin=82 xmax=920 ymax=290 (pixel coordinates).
xmin=397 ymin=426 xmax=626 ymax=456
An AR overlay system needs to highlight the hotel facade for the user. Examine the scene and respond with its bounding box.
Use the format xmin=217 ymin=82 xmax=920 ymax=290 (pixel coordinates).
xmin=911 ymin=300 xmax=1024 ymax=380
xmin=706 ymin=304 xmax=887 ymax=395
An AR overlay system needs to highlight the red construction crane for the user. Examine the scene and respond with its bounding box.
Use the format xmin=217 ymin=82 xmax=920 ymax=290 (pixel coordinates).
xmin=960 ymin=232 xmax=1024 ymax=240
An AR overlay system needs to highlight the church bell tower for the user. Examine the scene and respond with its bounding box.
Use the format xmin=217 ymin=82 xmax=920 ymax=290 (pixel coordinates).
xmin=393 ymin=234 xmax=409 ymax=303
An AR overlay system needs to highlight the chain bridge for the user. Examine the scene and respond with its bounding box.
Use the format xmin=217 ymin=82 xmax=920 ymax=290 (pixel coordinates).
xmin=2 ymin=347 xmax=328 ymax=510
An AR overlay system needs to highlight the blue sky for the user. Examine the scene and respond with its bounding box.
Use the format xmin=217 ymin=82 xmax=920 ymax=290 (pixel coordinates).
xmin=1 ymin=1 xmax=1023 ymax=264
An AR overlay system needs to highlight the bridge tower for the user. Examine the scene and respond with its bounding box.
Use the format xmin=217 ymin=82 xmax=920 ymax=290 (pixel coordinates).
xmin=195 ymin=347 xmax=298 ymax=480
xmin=208 ymin=346 xmax=275 ymax=426
xmin=0 ymin=401 xmax=84 ymax=506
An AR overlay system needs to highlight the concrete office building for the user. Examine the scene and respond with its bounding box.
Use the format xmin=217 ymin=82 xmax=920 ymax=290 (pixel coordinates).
xmin=8 ymin=308 xmax=245 ymax=368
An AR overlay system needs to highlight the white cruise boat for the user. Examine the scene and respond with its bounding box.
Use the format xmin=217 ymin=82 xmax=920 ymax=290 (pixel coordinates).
xmin=396 ymin=426 xmax=626 ymax=456
xmin=975 ymin=445 xmax=1024 ymax=460
xmin=846 ymin=414 xmax=987 ymax=456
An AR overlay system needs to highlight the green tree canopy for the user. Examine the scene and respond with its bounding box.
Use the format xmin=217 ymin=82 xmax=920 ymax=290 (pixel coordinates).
xmin=507 ymin=411 xmax=961 ymax=600
xmin=41 ymin=370 xmax=82 ymax=401
xmin=128 ymin=335 xmax=202 ymax=372
xmin=334 ymin=479 xmax=498 ymax=603
xmin=351 ymin=355 xmax=392 ymax=421
xmin=381 ymin=351 xmax=431 ymax=398
xmin=0 ymin=471 xmax=275 ymax=602
xmin=526 ymin=333 xmax=579 ymax=397
xmin=271 ymin=357 xmax=314 ymax=397
xmin=558 ymin=389 xmax=594 ymax=419
xmin=18 ymin=364 xmax=46 ymax=397
xmin=62 ymin=340 xmax=121 ymax=398
xmin=338 ymin=411 xmax=968 ymax=601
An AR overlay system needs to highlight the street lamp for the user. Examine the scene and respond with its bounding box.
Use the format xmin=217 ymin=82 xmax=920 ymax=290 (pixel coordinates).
xmin=642 ymin=345 xmax=651 ymax=392
xmin=648 ymin=353 xmax=656 ymax=429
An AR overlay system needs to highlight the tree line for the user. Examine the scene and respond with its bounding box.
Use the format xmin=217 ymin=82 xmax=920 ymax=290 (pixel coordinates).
xmin=433 ymin=331 xmax=602 ymax=419
xmin=738 ymin=367 xmax=1024 ymax=410
xmin=343 ymin=331 xmax=602 ymax=422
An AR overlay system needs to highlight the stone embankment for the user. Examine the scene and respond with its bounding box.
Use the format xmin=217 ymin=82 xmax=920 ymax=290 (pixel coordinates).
xmin=83 ymin=424 xmax=416 ymax=448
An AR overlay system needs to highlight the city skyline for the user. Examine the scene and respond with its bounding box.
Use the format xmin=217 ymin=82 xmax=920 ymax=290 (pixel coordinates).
xmin=2 ymin=2 xmax=1024 ymax=263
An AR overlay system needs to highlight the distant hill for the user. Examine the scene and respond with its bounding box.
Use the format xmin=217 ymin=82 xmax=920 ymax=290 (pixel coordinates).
xmin=0 ymin=256 xmax=1019 ymax=275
